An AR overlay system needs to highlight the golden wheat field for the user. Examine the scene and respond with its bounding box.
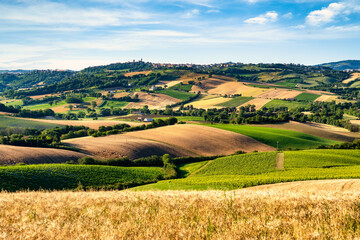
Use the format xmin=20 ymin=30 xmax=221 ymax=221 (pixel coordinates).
xmin=1 ymin=180 xmax=360 ymax=239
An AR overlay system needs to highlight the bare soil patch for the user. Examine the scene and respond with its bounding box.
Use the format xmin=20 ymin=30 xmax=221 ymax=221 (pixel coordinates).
xmin=0 ymin=145 xmax=86 ymax=165
xmin=63 ymin=135 xmax=192 ymax=159
xmin=125 ymin=124 xmax=275 ymax=156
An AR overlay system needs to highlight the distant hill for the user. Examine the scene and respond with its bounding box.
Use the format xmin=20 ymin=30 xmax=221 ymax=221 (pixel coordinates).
xmin=318 ymin=60 xmax=360 ymax=71
xmin=0 ymin=70 xmax=32 ymax=74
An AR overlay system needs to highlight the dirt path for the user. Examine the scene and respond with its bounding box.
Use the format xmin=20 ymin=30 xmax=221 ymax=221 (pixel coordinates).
xmin=275 ymin=152 xmax=284 ymax=170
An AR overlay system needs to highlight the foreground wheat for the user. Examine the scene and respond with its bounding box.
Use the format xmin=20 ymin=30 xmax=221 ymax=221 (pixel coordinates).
xmin=1 ymin=184 xmax=360 ymax=239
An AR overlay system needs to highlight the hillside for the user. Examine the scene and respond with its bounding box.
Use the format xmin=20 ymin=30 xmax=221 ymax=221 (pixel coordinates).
xmin=318 ymin=60 xmax=360 ymax=71
xmin=63 ymin=124 xmax=275 ymax=159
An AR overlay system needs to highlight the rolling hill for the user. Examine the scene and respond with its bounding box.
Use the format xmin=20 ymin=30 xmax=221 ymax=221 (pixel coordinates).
xmin=318 ymin=60 xmax=360 ymax=71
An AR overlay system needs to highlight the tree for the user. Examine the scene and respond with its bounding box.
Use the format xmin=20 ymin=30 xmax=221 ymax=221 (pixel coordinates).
xmin=91 ymin=101 xmax=97 ymax=109
xmin=68 ymin=105 xmax=73 ymax=111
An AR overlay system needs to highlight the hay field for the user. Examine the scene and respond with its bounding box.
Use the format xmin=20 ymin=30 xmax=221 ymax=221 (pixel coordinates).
xmin=125 ymin=92 xmax=181 ymax=109
xmin=240 ymin=98 xmax=271 ymax=109
xmin=123 ymin=71 xmax=152 ymax=77
xmin=252 ymin=121 xmax=357 ymax=142
xmin=125 ymin=124 xmax=275 ymax=155
xmin=208 ymin=82 xmax=270 ymax=97
xmin=17 ymin=118 xmax=142 ymax=129
xmin=256 ymin=89 xmax=302 ymax=99
xmin=0 ymin=145 xmax=86 ymax=165
xmin=2 ymin=181 xmax=360 ymax=239
xmin=315 ymin=95 xmax=338 ymax=102
xmin=343 ymin=72 xmax=360 ymax=84
xmin=185 ymin=96 xmax=229 ymax=109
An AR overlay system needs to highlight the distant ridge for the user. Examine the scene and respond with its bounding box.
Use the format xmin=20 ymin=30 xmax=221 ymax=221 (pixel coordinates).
xmin=317 ymin=60 xmax=360 ymax=71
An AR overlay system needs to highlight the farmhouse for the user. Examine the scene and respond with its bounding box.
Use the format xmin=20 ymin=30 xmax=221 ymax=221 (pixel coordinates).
xmin=143 ymin=118 xmax=154 ymax=122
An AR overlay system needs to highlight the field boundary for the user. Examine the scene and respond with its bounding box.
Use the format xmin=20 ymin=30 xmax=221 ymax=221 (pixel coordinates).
xmin=275 ymin=152 xmax=284 ymax=170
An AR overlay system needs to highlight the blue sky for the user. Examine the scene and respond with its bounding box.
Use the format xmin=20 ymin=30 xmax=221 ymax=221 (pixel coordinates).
xmin=0 ymin=0 xmax=360 ymax=70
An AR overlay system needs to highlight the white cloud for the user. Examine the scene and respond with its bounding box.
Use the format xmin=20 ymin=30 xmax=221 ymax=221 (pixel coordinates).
xmin=183 ymin=9 xmax=200 ymax=18
xmin=244 ymin=11 xmax=278 ymax=24
xmin=306 ymin=2 xmax=346 ymax=25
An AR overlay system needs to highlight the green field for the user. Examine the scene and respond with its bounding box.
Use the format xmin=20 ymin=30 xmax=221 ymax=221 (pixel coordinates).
xmin=216 ymin=96 xmax=254 ymax=108
xmin=23 ymin=100 xmax=67 ymax=110
xmin=0 ymin=115 xmax=60 ymax=129
xmin=0 ymin=164 xmax=165 ymax=191
xmin=274 ymin=81 xmax=298 ymax=88
xmin=135 ymin=150 xmax=360 ymax=191
xmin=201 ymin=123 xmax=339 ymax=149
xmin=169 ymin=83 xmax=193 ymax=92
xmin=155 ymin=116 xmax=204 ymax=122
xmin=263 ymin=99 xmax=309 ymax=110
xmin=2 ymin=100 xmax=23 ymax=107
xmin=158 ymin=89 xmax=196 ymax=101
xmin=295 ymin=92 xmax=321 ymax=102
xmin=102 ymin=100 xmax=128 ymax=109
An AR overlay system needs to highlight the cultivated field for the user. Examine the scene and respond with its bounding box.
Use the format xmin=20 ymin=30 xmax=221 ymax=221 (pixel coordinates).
xmin=123 ymin=70 xmax=152 ymax=77
xmin=207 ymin=81 xmax=270 ymax=97
xmin=63 ymin=134 xmax=192 ymax=159
xmin=3 ymin=186 xmax=360 ymax=239
xmin=315 ymin=95 xmax=339 ymax=102
xmin=343 ymin=72 xmax=360 ymax=84
xmin=256 ymin=89 xmax=302 ymax=99
xmin=0 ymin=116 xmax=60 ymax=129
xmin=252 ymin=121 xmax=358 ymax=142
xmin=185 ymin=95 xmax=229 ymax=109
xmin=0 ymin=145 xmax=86 ymax=165
xmin=15 ymin=118 xmax=143 ymax=129
xmin=125 ymin=92 xmax=181 ymax=109
xmin=240 ymin=98 xmax=271 ymax=109
xmin=125 ymin=124 xmax=275 ymax=155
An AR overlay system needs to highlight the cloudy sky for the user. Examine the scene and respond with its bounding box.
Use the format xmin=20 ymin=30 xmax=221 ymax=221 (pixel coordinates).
xmin=1 ymin=0 xmax=360 ymax=70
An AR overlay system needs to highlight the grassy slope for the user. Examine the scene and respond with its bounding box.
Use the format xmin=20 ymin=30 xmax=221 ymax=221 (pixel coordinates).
xmin=158 ymin=89 xmax=195 ymax=100
xmin=295 ymin=92 xmax=321 ymax=102
xmin=263 ymin=99 xmax=309 ymax=110
xmin=0 ymin=164 xmax=164 ymax=191
xmin=201 ymin=123 xmax=338 ymax=149
xmin=216 ymin=96 xmax=254 ymax=108
xmin=0 ymin=115 xmax=60 ymax=129
xmin=135 ymin=150 xmax=360 ymax=191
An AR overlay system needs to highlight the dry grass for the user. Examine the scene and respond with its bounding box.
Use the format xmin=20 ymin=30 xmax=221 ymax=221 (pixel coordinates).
xmin=315 ymin=95 xmax=339 ymax=102
xmin=125 ymin=92 xmax=181 ymax=109
xmin=18 ymin=118 xmax=143 ymax=129
xmin=240 ymin=98 xmax=271 ymax=109
xmin=2 ymin=180 xmax=360 ymax=239
xmin=207 ymin=81 xmax=270 ymax=97
xmin=256 ymin=89 xmax=302 ymax=99
xmin=0 ymin=145 xmax=86 ymax=165
xmin=351 ymin=120 xmax=360 ymax=126
xmin=123 ymin=71 xmax=152 ymax=77
xmin=185 ymin=96 xmax=229 ymax=109
xmin=343 ymin=73 xmax=360 ymax=84
xmin=125 ymin=124 xmax=275 ymax=155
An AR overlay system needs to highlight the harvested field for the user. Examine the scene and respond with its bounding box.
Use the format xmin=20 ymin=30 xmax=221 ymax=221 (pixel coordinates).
xmin=240 ymin=98 xmax=271 ymax=109
xmin=185 ymin=96 xmax=229 ymax=109
xmin=315 ymin=95 xmax=338 ymax=102
xmin=16 ymin=118 xmax=143 ymax=129
xmin=246 ymin=179 xmax=360 ymax=193
xmin=252 ymin=121 xmax=358 ymax=142
xmin=125 ymin=124 xmax=275 ymax=156
xmin=343 ymin=72 xmax=360 ymax=84
xmin=123 ymin=71 xmax=152 ymax=77
xmin=29 ymin=93 xmax=60 ymax=99
xmin=0 ymin=145 xmax=86 ymax=165
xmin=63 ymin=135 xmax=192 ymax=159
xmin=305 ymin=89 xmax=334 ymax=95
xmin=351 ymin=120 xmax=360 ymax=125
xmin=50 ymin=104 xmax=71 ymax=113
xmin=112 ymin=91 xmax=130 ymax=98
xmin=125 ymin=92 xmax=181 ymax=109
xmin=156 ymin=80 xmax=182 ymax=88
xmin=256 ymin=89 xmax=302 ymax=99
xmin=3 ymin=182 xmax=360 ymax=239
xmin=208 ymin=81 xmax=270 ymax=97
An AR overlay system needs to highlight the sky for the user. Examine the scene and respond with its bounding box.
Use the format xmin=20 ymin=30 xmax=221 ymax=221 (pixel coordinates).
xmin=0 ymin=0 xmax=360 ymax=70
